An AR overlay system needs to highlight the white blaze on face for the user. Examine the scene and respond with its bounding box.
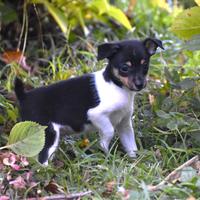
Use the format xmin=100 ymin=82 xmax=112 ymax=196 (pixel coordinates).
xmin=125 ymin=61 xmax=131 ymax=66
xmin=140 ymin=59 xmax=146 ymax=65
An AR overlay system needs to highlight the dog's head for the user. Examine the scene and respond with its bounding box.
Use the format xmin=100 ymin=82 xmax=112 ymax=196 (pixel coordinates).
xmin=98 ymin=38 xmax=164 ymax=91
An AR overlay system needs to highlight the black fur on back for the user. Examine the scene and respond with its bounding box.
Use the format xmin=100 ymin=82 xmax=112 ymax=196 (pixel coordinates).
xmin=14 ymin=74 xmax=100 ymax=132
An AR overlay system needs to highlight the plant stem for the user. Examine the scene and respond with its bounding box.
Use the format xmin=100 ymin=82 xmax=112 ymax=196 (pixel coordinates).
xmin=0 ymin=145 xmax=10 ymax=150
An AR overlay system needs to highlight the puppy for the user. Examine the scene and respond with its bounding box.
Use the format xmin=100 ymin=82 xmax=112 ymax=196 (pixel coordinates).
xmin=14 ymin=38 xmax=164 ymax=165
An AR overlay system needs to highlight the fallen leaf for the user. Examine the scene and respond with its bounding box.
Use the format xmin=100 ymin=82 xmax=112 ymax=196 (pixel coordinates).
xmin=117 ymin=186 xmax=130 ymax=200
xmin=79 ymin=138 xmax=90 ymax=148
xmin=149 ymin=94 xmax=155 ymax=105
xmin=0 ymin=164 xmax=3 ymax=170
xmin=9 ymin=176 xmax=26 ymax=189
xmin=1 ymin=50 xmax=31 ymax=72
xmin=11 ymin=164 xmax=21 ymax=171
xmin=0 ymin=196 xmax=10 ymax=200
xmin=2 ymin=50 xmax=25 ymax=64
xmin=106 ymin=181 xmax=116 ymax=193
xmin=20 ymin=156 xmax=29 ymax=166
xmin=25 ymin=171 xmax=33 ymax=182
xmin=3 ymin=153 xmax=17 ymax=166
xmin=103 ymin=181 xmax=116 ymax=197
xmin=44 ymin=180 xmax=59 ymax=194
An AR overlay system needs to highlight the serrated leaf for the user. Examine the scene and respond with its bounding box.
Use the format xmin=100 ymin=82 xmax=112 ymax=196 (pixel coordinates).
xmin=7 ymin=121 xmax=46 ymax=157
xmin=171 ymin=7 xmax=200 ymax=40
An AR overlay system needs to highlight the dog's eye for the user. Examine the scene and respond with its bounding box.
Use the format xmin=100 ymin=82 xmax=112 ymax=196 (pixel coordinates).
xmin=119 ymin=64 xmax=129 ymax=74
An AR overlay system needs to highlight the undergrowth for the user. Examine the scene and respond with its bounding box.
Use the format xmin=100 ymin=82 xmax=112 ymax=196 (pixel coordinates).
xmin=1 ymin=0 xmax=200 ymax=199
xmin=0 ymin=47 xmax=200 ymax=199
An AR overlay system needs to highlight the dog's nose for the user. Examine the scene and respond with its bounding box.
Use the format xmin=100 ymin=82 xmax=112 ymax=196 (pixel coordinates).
xmin=135 ymin=82 xmax=143 ymax=90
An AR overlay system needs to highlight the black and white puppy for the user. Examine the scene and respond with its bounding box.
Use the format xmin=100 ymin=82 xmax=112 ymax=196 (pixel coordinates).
xmin=14 ymin=38 xmax=164 ymax=165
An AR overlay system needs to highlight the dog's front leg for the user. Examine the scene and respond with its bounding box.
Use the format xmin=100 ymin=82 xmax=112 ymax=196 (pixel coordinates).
xmin=117 ymin=117 xmax=138 ymax=158
xmin=88 ymin=110 xmax=114 ymax=153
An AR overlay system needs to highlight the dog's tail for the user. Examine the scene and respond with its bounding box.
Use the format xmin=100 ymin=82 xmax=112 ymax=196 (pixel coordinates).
xmin=14 ymin=77 xmax=26 ymax=101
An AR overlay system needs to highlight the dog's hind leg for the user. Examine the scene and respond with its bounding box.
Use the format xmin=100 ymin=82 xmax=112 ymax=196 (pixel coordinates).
xmin=38 ymin=123 xmax=61 ymax=165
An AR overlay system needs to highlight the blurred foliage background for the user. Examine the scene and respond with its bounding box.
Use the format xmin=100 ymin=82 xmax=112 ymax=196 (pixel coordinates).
xmin=1 ymin=0 xmax=200 ymax=199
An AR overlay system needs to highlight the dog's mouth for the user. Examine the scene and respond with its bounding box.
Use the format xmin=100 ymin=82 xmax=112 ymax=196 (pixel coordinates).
xmin=127 ymin=83 xmax=146 ymax=92
xmin=120 ymin=77 xmax=146 ymax=92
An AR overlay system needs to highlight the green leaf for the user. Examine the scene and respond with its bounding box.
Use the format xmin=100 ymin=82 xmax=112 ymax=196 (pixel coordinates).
xmin=90 ymin=0 xmax=132 ymax=30
xmin=177 ymin=78 xmax=196 ymax=90
xmin=31 ymin=0 xmax=68 ymax=34
xmin=90 ymin=0 xmax=109 ymax=15
xmin=156 ymin=110 xmax=171 ymax=119
xmin=7 ymin=121 xmax=46 ymax=157
xmin=195 ymin=0 xmax=200 ymax=6
xmin=0 ymin=2 xmax=18 ymax=24
xmin=108 ymin=5 xmax=132 ymax=30
xmin=167 ymin=120 xmax=178 ymax=130
xmin=171 ymin=6 xmax=200 ymax=40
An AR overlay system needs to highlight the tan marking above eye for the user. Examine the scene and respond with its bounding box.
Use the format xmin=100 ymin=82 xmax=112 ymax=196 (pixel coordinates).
xmin=140 ymin=59 xmax=146 ymax=64
xmin=126 ymin=61 xmax=132 ymax=66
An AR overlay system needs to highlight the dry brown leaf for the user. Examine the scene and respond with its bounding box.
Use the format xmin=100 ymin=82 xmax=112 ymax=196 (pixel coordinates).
xmin=1 ymin=50 xmax=31 ymax=72
xmin=102 ymin=181 xmax=116 ymax=197
xmin=44 ymin=180 xmax=59 ymax=194
xmin=149 ymin=94 xmax=155 ymax=105
xmin=106 ymin=181 xmax=116 ymax=193
xmin=79 ymin=138 xmax=90 ymax=148
xmin=155 ymin=149 xmax=162 ymax=159
xmin=2 ymin=50 xmax=24 ymax=63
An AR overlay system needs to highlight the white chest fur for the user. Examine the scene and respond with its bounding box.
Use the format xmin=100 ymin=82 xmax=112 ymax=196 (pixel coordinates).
xmin=89 ymin=69 xmax=135 ymax=127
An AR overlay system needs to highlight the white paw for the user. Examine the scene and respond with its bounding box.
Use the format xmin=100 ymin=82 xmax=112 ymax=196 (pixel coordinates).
xmin=100 ymin=140 xmax=109 ymax=153
xmin=41 ymin=160 xmax=48 ymax=166
xmin=127 ymin=150 xmax=137 ymax=158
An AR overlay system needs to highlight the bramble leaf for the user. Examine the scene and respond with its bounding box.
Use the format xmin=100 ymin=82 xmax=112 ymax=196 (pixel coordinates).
xmin=7 ymin=121 xmax=46 ymax=157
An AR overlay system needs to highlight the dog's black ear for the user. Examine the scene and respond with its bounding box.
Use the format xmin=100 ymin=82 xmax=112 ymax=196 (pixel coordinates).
xmin=143 ymin=38 xmax=164 ymax=56
xmin=97 ymin=42 xmax=120 ymax=60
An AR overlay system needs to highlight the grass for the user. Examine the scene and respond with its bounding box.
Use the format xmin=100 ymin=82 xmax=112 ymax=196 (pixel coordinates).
xmin=1 ymin=0 xmax=200 ymax=198
xmin=0 ymin=49 xmax=200 ymax=200
xmin=1 ymin=40 xmax=200 ymax=199
xmin=22 ymin=134 xmax=198 ymax=199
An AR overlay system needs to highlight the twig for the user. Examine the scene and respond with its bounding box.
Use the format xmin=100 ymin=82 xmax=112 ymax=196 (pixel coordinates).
xmin=148 ymin=155 xmax=199 ymax=192
xmin=27 ymin=190 xmax=92 ymax=200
